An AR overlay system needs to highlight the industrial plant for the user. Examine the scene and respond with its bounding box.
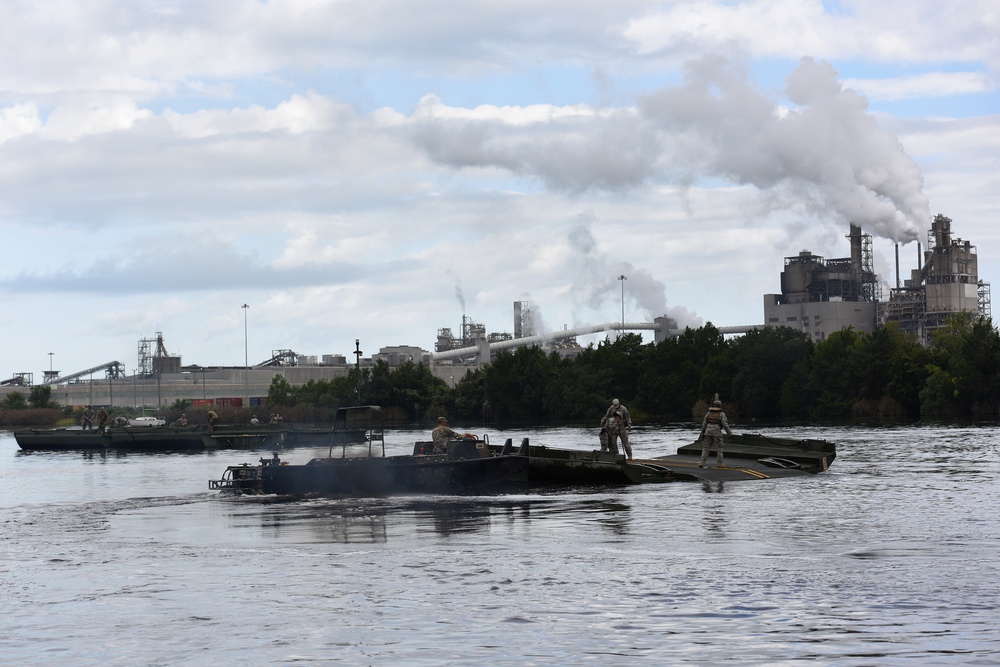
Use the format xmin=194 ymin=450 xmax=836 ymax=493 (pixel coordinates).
xmin=763 ymin=214 xmax=989 ymax=342
xmin=1 ymin=214 xmax=989 ymax=409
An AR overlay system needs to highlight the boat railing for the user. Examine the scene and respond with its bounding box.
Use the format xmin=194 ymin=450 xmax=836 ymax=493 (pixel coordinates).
xmin=328 ymin=405 xmax=385 ymax=459
xmin=209 ymin=464 xmax=261 ymax=490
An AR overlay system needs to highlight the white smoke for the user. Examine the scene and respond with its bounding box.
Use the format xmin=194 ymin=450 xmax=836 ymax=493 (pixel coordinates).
xmin=565 ymin=222 xmax=702 ymax=329
xmin=639 ymin=56 xmax=927 ymax=243
xmin=454 ymin=278 xmax=465 ymax=313
xmin=411 ymin=56 xmax=930 ymax=244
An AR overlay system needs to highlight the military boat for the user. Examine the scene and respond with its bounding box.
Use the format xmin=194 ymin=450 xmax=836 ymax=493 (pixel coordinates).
xmin=211 ymin=436 xmax=530 ymax=496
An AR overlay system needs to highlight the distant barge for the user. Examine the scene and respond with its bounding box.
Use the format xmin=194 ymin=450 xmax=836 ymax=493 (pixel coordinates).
xmin=15 ymin=405 xmax=381 ymax=453
xmin=14 ymin=424 xmax=284 ymax=451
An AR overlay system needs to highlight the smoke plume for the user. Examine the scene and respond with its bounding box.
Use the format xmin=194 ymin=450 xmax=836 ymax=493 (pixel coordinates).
xmin=566 ymin=222 xmax=702 ymax=329
xmin=454 ymin=279 xmax=466 ymax=313
xmin=411 ymin=56 xmax=930 ymax=244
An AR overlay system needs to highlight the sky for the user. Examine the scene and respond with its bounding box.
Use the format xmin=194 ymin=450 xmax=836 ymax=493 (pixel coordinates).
xmin=1 ymin=0 xmax=998 ymax=380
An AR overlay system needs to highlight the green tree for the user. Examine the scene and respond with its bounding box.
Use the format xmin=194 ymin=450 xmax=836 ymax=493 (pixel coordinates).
xmin=854 ymin=324 xmax=928 ymax=418
xmin=482 ymin=346 xmax=557 ymax=422
xmin=267 ymin=375 xmax=293 ymax=407
xmin=636 ymin=324 xmax=730 ymax=419
xmin=918 ymin=364 xmax=958 ymax=418
xmin=1 ymin=391 xmax=27 ymax=409
xmin=382 ymin=360 xmax=449 ymax=421
xmin=28 ymin=385 xmax=56 ymax=409
xmin=807 ymin=328 xmax=865 ymax=419
xmin=922 ymin=313 xmax=1000 ymax=417
xmin=730 ymin=326 xmax=812 ymax=421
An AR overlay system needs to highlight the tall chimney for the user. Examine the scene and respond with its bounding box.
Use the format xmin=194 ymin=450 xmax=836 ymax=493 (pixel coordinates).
xmin=895 ymin=244 xmax=900 ymax=289
xmin=849 ymin=223 xmax=863 ymax=274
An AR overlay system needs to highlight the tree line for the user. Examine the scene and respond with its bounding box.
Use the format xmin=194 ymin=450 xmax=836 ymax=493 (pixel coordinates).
xmin=261 ymin=311 xmax=1000 ymax=424
xmin=6 ymin=312 xmax=998 ymax=427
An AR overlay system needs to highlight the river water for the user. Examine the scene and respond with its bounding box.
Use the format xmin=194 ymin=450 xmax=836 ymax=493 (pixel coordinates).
xmin=2 ymin=424 xmax=998 ymax=666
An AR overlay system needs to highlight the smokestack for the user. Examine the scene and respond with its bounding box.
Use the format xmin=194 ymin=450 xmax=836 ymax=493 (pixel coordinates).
xmin=849 ymin=224 xmax=863 ymax=273
xmin=895 ymin=244 xmax=900 ymax=289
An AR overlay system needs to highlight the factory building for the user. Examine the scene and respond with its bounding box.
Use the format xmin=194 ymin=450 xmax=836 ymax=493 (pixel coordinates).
xmin=763 ymin=215 xmax=990 ymax=344
xmin=884 ymin=214 xmax=990 ymax=342
xmin=763 ymin=224 xmax=881 ymax=341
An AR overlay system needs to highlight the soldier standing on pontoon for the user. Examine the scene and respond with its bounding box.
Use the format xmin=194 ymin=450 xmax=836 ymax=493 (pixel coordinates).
xmin=698 ymin=397 xmax=732 ymax=468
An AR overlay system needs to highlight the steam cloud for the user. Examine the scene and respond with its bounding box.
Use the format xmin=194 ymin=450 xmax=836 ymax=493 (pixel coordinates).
xmin=567 ymin=223 xmax=702 ymax=330
xmin=411 ymin=56 xmax=929 ymax=244
xmin=454 ymin=279 xmax=466 ymax=313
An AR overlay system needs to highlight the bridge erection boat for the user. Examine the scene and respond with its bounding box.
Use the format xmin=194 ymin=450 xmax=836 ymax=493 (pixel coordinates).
xmin=212 ymin=437 xmax=531 ymax=496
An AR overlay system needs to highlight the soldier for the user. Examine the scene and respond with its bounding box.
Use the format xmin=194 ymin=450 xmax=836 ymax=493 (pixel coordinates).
xmin=603 ymin=399 xmax=632 ymax=455
xmin=82 ymin=405 xmax=95 ymax=431
xmin=96 ymin=407 xmax=109 ymax=433
xmin=602 ymin=411 xmax=629 ymax=457
xmin=430 ymin=417 xmax=475 ymax=455
xmin=698 ymin=398 xmax=733 ymax=468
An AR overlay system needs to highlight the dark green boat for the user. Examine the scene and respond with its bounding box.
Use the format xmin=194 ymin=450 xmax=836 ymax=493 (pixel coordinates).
xmin=212 ymin=437 xmax=530 ymax=497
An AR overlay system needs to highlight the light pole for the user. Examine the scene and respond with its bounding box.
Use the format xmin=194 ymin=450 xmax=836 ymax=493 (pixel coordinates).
xmin=48 ymin=352 xmax=53 ymax=373
xmin=242 ymin=303 xmax=250 ymax=408
xmin=354 ymin=339 xmax=362 ymax=402
xmin=618 ymin=274 xmax=627 ymax=337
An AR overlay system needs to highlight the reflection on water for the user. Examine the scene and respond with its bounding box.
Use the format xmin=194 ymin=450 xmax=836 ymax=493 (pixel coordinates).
xmin=700 ymin=480 xmax=725 ymax=493
xmin=227 ymin=496 xmax=642 ymax=542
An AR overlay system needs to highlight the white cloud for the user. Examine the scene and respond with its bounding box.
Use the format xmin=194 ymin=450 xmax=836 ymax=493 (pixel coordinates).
xmin=623 ymin=0 xmax=1000 ymax=64
xmin=0 ymin=1 xmax=996 ymax=378
xmin=848 ymin=72 xmax=995 ymax=101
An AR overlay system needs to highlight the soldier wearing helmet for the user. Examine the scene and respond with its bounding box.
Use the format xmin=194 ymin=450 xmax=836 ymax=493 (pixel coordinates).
xmin=430 ymin=417 xmax=476 ymax=455
xmin=698 ymin=396 xmax=733 ymax=468
xmin=600 ymin=399 xmax=633 ymax=460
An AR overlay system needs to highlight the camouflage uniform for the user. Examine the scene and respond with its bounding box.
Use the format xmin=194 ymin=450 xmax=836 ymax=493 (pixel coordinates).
xmin=431 ymin=423 xmax=461 ymax=454
xmin=603 ymin=400 xmax=632 ymax=457
xmin=601 ymin=412 xmax=631 ymax=458
xmin=82 ymin=406 xmax=95 ymax=431
xmin=96 ymin=408 xmax=109 ymax=433
xmin=699 ymin=402 xmax=732 ymax=467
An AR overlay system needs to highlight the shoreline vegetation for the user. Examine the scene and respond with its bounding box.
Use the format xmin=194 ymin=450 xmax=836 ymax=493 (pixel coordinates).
xmin=5 ymin=314 xmax=1000 ymax=428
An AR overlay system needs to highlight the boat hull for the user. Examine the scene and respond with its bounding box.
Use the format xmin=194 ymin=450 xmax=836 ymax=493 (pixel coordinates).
xmin=259 ymin=454 xmax=530 ymax=496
